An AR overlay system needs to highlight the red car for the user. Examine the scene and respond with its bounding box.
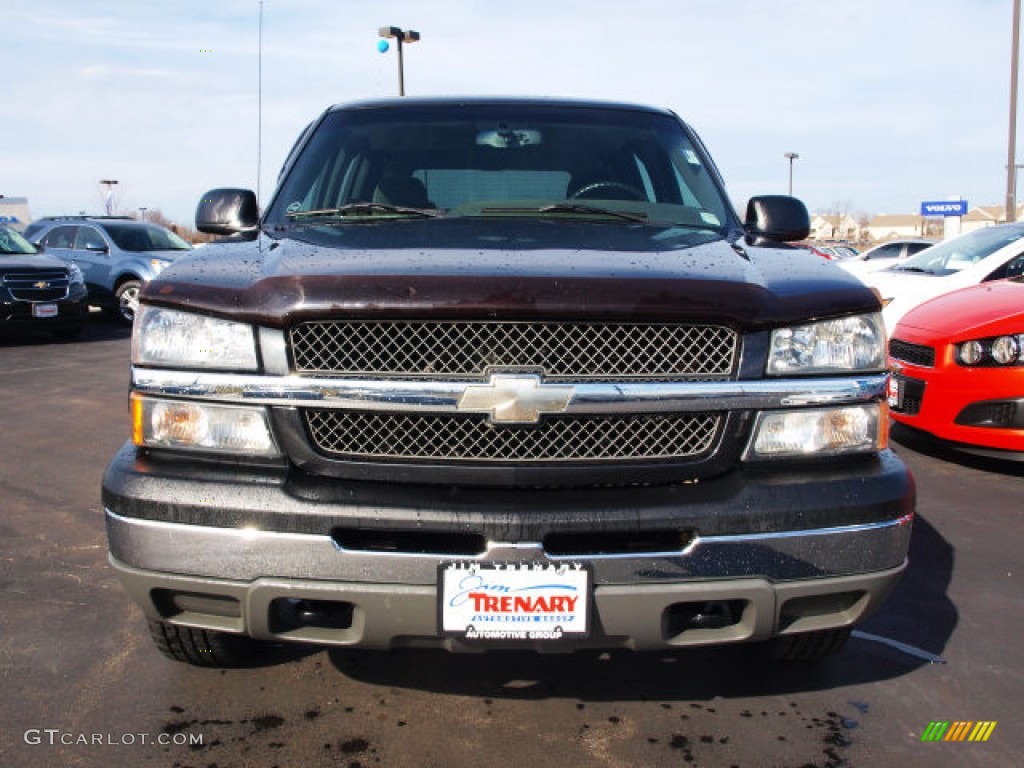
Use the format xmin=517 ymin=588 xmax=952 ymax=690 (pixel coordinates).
xmin=793 ymin=242 xmax=835 ymax=260
xmin=888 ymin=278 xmax=1024 ymax=458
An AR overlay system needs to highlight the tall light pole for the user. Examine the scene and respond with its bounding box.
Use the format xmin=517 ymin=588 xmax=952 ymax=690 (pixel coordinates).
xmin=1011 ymin=164 xmax=1024 ymax=220
xmin=138 ymin=207 xmax=148 ymax=221
xmin=1008 ymin=0 xmax=1021 ymax=222
xmin=378 ymin=26 xmax=420 ymax=96
xmin=784 ymin=152 xmax=799 ymax=196
xmin=100 ymin=179 xmax=118 ymax=215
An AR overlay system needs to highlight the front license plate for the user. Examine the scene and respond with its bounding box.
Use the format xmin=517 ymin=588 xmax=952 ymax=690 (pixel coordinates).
xmin=440 ymin=562 xmax=590 ymax=641
xmin=33 ymin=303 xmax=58 ymax=318
xmin=887 ymin=375 xmax=903 ymax=409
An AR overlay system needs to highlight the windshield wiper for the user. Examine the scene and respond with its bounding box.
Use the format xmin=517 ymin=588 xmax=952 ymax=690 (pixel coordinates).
xmin=536 ymin=203 xmax=648 ymax=223
xmin=286 ymin=203 xmax=444 ymax=221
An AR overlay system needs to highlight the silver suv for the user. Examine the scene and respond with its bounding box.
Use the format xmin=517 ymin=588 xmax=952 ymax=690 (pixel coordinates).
xmin=23 ymin=216 xmax=192 ymax=324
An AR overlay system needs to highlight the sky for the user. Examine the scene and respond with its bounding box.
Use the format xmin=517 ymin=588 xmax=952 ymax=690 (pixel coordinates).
xmin=2 ymin=0 xmax=1020 ymax=227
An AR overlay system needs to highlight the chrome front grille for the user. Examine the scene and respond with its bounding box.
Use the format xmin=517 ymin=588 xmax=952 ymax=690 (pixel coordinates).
xmin=290 ymin=321 xmax=738 ymax=379
xmin=2 ymin=270 xmax=70 ymax=302
xmin=304 ymin=410 xmax=722 ymax=463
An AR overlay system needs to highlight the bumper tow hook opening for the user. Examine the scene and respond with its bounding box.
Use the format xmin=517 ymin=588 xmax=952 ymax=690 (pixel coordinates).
xmin=665 ymin=600 xmax=744 ymax=637
xmin=270 ymin=598 xmax=354 ymax=633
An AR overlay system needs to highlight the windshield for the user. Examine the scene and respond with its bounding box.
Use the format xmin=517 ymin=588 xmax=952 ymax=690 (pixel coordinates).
xmin=265 ymin=103 xmax=735 ymax=231
xmin=897 ymin=225 xmax=1024 ymax=276
xmin=0 ymin=225 xmax=37 ymax=255
xmin=101 ymin=223 xmax=192 ymax=252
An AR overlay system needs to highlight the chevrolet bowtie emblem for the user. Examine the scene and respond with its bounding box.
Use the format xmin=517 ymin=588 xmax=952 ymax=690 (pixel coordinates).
xmin=33 ymin=281 xmax=49 ymax=289
xmin=458 ymin=374 xmax=575 ymax=424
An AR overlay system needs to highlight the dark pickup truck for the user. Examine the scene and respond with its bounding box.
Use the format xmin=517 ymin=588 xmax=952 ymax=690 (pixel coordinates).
xmin=102 ymin=97 xmax=914 ymax=666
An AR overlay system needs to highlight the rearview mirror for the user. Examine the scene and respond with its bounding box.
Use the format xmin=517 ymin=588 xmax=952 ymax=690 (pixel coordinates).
xmin=744 ymin=195 xmax=810 ymax=243
xmin=196 ymin=188 xmax=259 ymax=235
xmin=476 ymin=128 xmax=542 ymax=149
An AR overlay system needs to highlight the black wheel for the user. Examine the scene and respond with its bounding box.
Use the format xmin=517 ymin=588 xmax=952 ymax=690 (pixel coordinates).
xmin=762 ymin=627 xmax=851 ymax=662
xmin=569 ymin=180 xmax=646 ymax=201
xmin=147 ymin=619 xmax=261 ymax=667
xmin=112 ymin=279 xmax=142 ymax=325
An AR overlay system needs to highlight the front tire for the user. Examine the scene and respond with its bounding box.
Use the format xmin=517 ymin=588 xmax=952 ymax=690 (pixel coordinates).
xmin=762 ymin=627 xmax=851 ymax=661
xmin=147 ymin=619 xmax=261 ymax=667
xmin=112 ymin=279 xmax=141 ymax=325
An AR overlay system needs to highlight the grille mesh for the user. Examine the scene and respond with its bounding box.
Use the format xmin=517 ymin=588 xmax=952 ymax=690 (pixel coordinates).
xmin=2 ymin=270 xmax=70 ymax=303
xmin=304 ymin=410 xmax=721 ymax=463
xmin=890 ymin=338 xmax=935 ymax=368
xmin=290 ymin=321 xmax=737 ymax=379
xmin=892 ymin=377 xmax=926 ymax=415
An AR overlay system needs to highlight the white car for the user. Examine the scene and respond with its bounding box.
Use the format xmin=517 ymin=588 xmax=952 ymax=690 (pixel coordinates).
xmin=839 ymin=239 xmax=935 ymax=277
xmin=862 ymin=223 xmax=1024 ymax=334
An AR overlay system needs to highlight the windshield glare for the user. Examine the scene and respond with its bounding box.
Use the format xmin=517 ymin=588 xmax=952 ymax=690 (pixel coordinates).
xmin=266 ymin=104 xmax=734 ymax=230
xmin=899 ymin=225 xmax=1024 ymax=275
xmin=0 ymin=225 xmax=36 ymax=255
xmin=102 ymin=223 xmax=192 ymax=252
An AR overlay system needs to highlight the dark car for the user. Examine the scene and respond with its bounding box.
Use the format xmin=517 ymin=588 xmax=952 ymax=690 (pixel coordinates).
xmin=0 ymin=224 xmax=88 ymax=338
xmin=103 ymin=98 xmax=913 ymax=667
xmin=24 ymin=216 xmax=192 ymax=324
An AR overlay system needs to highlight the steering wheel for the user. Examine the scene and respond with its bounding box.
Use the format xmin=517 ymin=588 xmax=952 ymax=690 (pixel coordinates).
xmin=569 ymin=181 xmax=646 ymax=201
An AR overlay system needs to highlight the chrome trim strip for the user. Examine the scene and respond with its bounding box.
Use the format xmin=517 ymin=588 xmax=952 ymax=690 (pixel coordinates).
xmin=257 ymin=327 xmax=290 ymax=376
xmin=106 ymin=509 xmax=912 ymax=586
xmin=131 ymin=367 xmax=888 ymax=415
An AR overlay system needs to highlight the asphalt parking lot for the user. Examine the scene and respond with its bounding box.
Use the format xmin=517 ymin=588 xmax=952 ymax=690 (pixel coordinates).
xmin=1 ymin=321 xmax=1021 ymax=768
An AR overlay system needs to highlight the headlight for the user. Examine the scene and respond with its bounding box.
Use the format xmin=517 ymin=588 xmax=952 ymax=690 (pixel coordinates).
xmin=958 ymin=340 xmax=984 ymax=365
xmin=767 ymin=314 xmax=886 ymax=375
xmin=67 ymin=262 xmax=85 ymax=285
xmin=746 ymin=403 xmax=885 ymax=460
xmin=991 ymin=336 xmax=1020 ymax=364
xmin=132 ymin=394 xmax=280 ymax=457
xmin=957 ymin=334 xmax=1024 ymax=366
xmin=133 ymin=305 xmax=258 ymax=370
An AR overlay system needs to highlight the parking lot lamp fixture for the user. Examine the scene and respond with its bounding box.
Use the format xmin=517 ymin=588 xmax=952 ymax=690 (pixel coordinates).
xmin=378 ymin=26 xmax=420 ymax=96
xmin=784 ymin=152 xmax=799 ymax=196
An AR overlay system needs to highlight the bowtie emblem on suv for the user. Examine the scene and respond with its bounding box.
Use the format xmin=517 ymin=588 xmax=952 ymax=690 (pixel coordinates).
xmin=457 ymin=374 xmax=575 ymax=424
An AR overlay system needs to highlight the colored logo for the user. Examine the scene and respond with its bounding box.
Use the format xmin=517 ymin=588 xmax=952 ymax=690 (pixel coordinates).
xmin=920 ymin=721 xmax=996 ymax=742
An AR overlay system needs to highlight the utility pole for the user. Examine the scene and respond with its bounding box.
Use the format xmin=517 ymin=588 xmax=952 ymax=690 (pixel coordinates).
xmin=1008 ymin=0 xmax=1020 ymax=222
xmin=784 ymin=152 xmax=799 ymax=196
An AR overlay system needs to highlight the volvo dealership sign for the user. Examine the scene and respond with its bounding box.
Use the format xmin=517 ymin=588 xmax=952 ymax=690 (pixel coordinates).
xmin=921 ymin=200 xmax=968 ymax=216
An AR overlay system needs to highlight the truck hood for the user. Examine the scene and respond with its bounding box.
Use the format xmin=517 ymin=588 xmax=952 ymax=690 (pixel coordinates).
xmin=147 ymin=220 xmax=878 ymax=329
xmin=0 ymin=252 xmax=71 ymax=271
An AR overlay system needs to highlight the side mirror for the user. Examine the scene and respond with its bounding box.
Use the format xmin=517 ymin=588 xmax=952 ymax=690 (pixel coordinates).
xmin=196 ymin=188 xmax=259 ymax=235
xmin=744 ymin=195 xmax=810 ymax=243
